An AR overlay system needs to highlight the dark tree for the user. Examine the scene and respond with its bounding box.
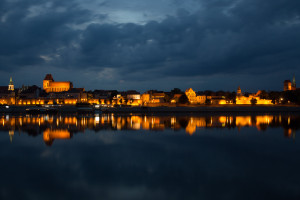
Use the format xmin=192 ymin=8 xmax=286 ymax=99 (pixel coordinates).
xmin=250 ymin=98 xmax=257 ymax=105
xmin=164 ymin=94 xmax=171 ymax=103
xmin=171 ymin=88 xmax=182 ymax=94
xmin=269 ymin=91 xmax=281 ymax=104
xmin=259 ymin=90 xmax=269 ymax=99
xmin=178 ymin=94 xmax=189 ymax=104
xmin=205 ymin=98 xmax=212 ymax=105
xmin=226 ymin=92 xmax=236 ymax=104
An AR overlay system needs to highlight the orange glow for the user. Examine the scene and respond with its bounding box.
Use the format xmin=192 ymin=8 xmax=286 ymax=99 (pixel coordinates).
xmin=43 ymin=78 xmax=72 ymax=93
xmin=218 ymin=100 xmax=227 ymax=105
xmin=186 ymin=123 xmax=196 ymax=135
xmin=0 ymin=115 xmax=296 ymax=141
xmin=219 ymin=116 xmax=227 ymax=124
xmin=43 ymin=129 xmax=71 ymax=143
xmin=185 ymin=88 xmax=206 ymax=104
xmin=64 ymin=99 xmax=77 ymax=104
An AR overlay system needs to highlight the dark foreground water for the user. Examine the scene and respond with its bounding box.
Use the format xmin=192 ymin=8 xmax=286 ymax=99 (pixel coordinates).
xmin=0 ymin=114 xmax=300 ymax=200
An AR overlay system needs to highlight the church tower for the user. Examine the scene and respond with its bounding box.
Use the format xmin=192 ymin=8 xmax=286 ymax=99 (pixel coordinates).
xmin=237 ymin=86 xmax=242 ymax=96
xmin=292 ymin=75 xmax=296 ymax=90
xmin=8 ymin=77 xmax=14 ymax=91
xmin=43 ymin=74 xmax=54 ymax=92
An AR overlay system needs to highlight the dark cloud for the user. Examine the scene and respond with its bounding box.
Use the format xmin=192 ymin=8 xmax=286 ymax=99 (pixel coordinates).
xmin=0 ymin=0 xmax=299 ymax=91
xmin=76 ymin=2 xmax=300 ymax=78
xmin=0 ymin=0 xmax=91 ymax=70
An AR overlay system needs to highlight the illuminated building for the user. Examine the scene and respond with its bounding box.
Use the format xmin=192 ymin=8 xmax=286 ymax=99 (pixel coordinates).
xmin=185 ymin=88 xmax=206 ymax=104
xmin=141 ymin=94 xmax=150 ymax=104
xmin=43 ymin=74 xmax=73 ymax=93
xmin=151 ymin=93 xmax=166 ymax=103
xmin=284 ymin=75 xmax=297 ymax=91
xmin=126 ymin=91 xmax=141 ymax=106
xmin=237 ymin=86 xmax=242 ymax=96
xmin=236 ymin=87 xmax=272 ymax=105
xmin=211 ymin=96 xmax=226 ymax=104
xmin=8 ymin=77 xmax=14 ymax=91
xmin=185 ymin=88 xmax=197 ymax=103
xmin=284 ymin=80 xmax=292 ymax=91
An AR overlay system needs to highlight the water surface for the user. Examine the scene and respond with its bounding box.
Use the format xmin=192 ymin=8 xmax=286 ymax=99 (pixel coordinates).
xmin=0 ymin=114 xmax=299 ymax=200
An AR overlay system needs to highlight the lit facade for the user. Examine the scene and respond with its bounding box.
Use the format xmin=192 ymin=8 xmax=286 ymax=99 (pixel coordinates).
xmin=43 ymin=74 xmax=73 ymax=93
xmin=185 ymin=88 xmax=206 ymax=104
xmin=8 ymin=77 xmax=14 ymax=91
xmin=236 ymin=87 xmax=272 ymax=105
xmin=284 ymin=75 xmax=297 ymax=91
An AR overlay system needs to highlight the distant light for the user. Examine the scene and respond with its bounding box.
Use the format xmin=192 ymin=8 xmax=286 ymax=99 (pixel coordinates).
xmin=5 ymin=106 xmax=9 ymax=109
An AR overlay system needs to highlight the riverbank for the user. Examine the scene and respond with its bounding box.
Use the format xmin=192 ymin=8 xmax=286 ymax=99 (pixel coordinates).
xmin=103 ymin=105 xmax=300 ymax=113
xmin=1 ymin=105 xmax=300 ymax=114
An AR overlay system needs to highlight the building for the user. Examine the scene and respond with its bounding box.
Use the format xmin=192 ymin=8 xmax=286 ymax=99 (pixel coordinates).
xmin=236 ymin=87 xmax=272 ymax=105
xmin=141 ymin=93 xmax=150 ymax=104
xmin=237 ymin=86 xmax=242 ymax=96
xmin=284 ymin=75 xmax=297 ymax=91
xmin=170 ymin=94 xmax=182 ymax=104
xmin=185 ymin=88 xmax=206 ymax=104
xmin=150 ymin=93 xmax=166 ymax=103
xmin=185 ymin=88 xmax=197 ymax=103
xmin=284 ymin=80 xmax=292 ymax=91
xmin=0 ymin=78 xmax=16 ymax=105
xmin=8 ymin=77 xmax=14 ymax=91
xmin=43 ymin=74 xmax=73 ymax=93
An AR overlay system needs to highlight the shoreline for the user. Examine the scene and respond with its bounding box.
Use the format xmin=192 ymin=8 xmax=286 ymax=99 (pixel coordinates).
xmin=1 ymin=105 xmax=300 ymax=114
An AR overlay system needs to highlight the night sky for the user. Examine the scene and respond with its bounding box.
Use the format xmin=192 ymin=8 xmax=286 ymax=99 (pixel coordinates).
xmin=0 ymin=0 xmax=300 ymax=92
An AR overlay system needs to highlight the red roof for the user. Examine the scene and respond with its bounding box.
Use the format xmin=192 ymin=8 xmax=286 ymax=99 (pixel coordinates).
xmin=44 ymin=74 xmax=54 ymax=81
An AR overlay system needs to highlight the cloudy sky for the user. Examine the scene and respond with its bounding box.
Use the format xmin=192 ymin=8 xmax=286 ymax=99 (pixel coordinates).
xmin=0 ymin=0 xmax=300 ymax=92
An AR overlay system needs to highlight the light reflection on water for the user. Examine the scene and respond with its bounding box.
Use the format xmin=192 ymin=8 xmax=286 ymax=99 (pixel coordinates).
xmin=0 ymin=114 xmax=300 ymax=200
xmin=0 ymin=114 xmax=299 ymax=145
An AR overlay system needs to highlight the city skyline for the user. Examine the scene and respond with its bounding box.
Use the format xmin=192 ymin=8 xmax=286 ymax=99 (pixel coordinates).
xmin=0 ymin=0 xmax=300 ymax=92
xmin=3 ymin=73 xmax=298 ymax=93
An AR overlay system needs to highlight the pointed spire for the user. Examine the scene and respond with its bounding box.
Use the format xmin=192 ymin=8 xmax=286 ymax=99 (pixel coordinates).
xmin=9 ymin=77 xmax=13 ymax=85
xmin=292 ymin=74 xmax=296 ymax=87
xmin=8 ymin=77 xmax=14 ymax=91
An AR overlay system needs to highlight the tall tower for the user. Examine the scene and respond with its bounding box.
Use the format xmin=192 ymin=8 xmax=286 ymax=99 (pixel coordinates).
xmin=237 ymin=86 xmax=242 ymax=96
xmin=43 ymin=74 xmax=54 ymax=92
xmin=8 ymin=77 xmax=14 ymax=91
xmin=292 ymin=75 xmax=296 ymax=90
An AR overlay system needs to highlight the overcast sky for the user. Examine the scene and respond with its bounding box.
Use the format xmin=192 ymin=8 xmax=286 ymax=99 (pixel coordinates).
xmin=0 ymin=0 xmax=300 ymax=92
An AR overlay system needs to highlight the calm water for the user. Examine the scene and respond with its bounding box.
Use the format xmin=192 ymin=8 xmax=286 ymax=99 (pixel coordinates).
xmin=0 ymin=114 xmax=300 ymax=200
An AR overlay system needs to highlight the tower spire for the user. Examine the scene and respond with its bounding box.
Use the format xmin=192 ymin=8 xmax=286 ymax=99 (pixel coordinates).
xmin=8 ymin=77 xmax=14 ymax=91
xmin=292 ymin=74 xmax=296 ymax=88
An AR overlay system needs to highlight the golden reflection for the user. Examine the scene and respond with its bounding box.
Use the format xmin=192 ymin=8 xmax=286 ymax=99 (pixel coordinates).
xmin=43 ymin=129 xmax=71 ymax=146
xmin=1 ymin=114 xmax=298 ymax=145
xmin=9 ymin=130 xmax=14 ymax=143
